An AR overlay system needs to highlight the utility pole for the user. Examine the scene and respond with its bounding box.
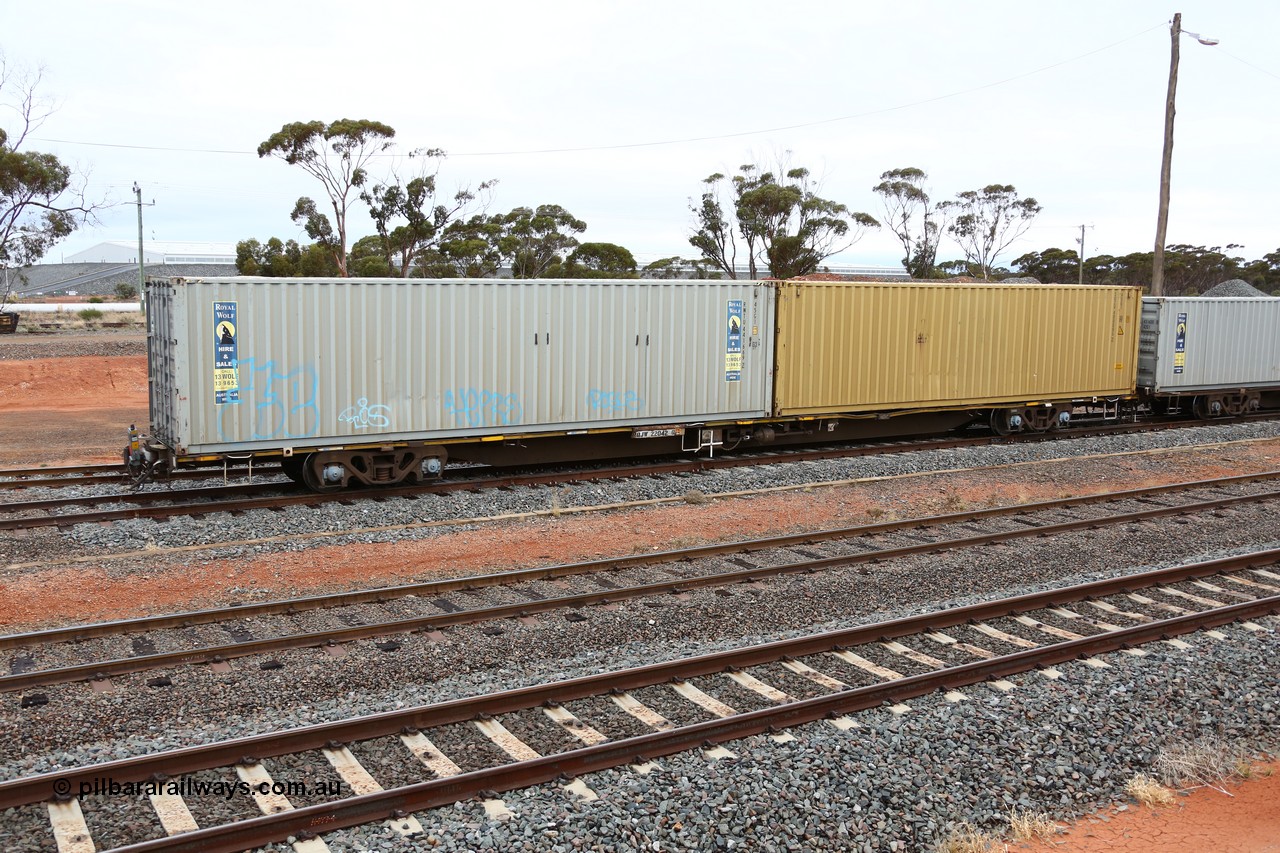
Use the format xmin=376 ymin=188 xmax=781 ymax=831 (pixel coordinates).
xmin=132 ymin=183 xmax=156 ymax=316
xmin=1153 ymin=15 xmax=1217 ymax=296
xmin=133 ymin=182 xmax=145 ymax=303
xmin=1152 ymin=13 xmax=1181 ymax=297
xmin=1077 ymin=224 xmax=1087 ymax=285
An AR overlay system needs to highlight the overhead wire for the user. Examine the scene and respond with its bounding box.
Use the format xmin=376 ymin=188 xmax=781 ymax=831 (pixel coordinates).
xmin=33 ymin=22 xmax=1169 ymax=160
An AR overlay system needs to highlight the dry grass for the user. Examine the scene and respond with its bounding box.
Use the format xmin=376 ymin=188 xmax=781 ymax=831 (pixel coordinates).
xmin=5 ymin=311 xmax=146 ymax=334
xmin=1007 ymin=807 xmax=1059 ymax=841
xmin=1125 ymin=773 xmax=1176 ymax=807
xmin=1155 ymin=737 xmax=1257 ymax=793
xmin=683 ymin=489 xmax=709 ymax=505
xmin=935 ymin=823 xmax=999 ymax=853
xmin=1235 ymin=760 xmax=1273 ymax=780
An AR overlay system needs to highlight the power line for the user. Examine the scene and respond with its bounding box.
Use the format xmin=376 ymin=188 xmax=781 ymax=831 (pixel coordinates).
xmin=1215 ymin=47 xmax=1280 ymax=81
xmin=33 ymin=22 xmax=1167 ymax=160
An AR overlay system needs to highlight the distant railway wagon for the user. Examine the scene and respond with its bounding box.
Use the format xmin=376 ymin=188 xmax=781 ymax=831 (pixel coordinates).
xmin=141 ymin=277 xmax=775 ymax=489
xmin=1138 ymin=296 xmax=1280 ymax=417
xmin=773 ymin=282 xmax=1141 ymax=433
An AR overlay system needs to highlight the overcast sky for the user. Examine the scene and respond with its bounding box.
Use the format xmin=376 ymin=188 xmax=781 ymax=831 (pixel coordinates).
xmin=6 ymin=0 xmax=1277 ymax=271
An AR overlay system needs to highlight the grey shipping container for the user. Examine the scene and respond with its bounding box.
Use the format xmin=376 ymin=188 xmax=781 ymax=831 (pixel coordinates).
xmin=1138 ymin=296 xmax=1280 ymax=393
xmin=147 ymin=277 xmax=775 ymax=456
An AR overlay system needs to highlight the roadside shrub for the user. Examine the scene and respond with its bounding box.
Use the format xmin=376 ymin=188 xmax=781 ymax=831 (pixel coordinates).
xmin=77 ymin=308 xmax=104 ymax=321
xmin=87 ymin=296 xmax=104 ymax=304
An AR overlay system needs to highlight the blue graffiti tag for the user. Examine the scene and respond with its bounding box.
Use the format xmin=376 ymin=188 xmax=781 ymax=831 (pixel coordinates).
xmin=216 ymin=357 xmax=320 ymax=441
xmin=338 ymin=397 xmax=392 ymax=430
xmin=587 ymin=389 xmax=645 ymax=412
xmin=442 ymin=389 xmax=523 ymax=428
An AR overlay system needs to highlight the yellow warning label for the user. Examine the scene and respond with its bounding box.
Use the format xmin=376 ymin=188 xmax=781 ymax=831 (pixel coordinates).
xmin=214 ymin=368 xmax=239 ymax=391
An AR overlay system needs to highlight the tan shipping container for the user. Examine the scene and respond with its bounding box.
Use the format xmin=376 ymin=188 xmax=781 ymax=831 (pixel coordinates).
xmin=773 ymin=282 xmax=1140 ymax=416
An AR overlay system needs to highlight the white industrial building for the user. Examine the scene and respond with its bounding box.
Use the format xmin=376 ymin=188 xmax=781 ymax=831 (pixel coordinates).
xmin=65 ymin=241 xmax=237 ymax=265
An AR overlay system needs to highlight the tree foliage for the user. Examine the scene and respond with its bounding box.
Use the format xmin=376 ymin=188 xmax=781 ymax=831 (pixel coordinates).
xmin=1 ymin=53 xmax=100 ymax=307
xmin=235 ymin=236 xmax=339 ymax=277
xmin=947 ymin=184 xmax=1042 ymax=280
xmin=871 ymin=167 xmax=951 ymax=279
xmin=494 ymin=204 xmax=586 ymax=279
xmin=639 ymin=256 xmax=721 ymax=280
xmin=1009 ymin=243 xmax=1280 ymax=295
xmin=416 ymin=215 xmax=504 ymax=278
xmin=936 ymin=259 xmax=985 ymax=278
xmin=689 ymin=160 xmax=877 ymax=280
xmin=257 ymin=119 xmax=396 ymax=277
xmin=348 ymin=235 xmax=392 ymax=277
xmin=558 ymin=242 xmax=637 ymax=278
xmin=1011 ymin=247 xmax=1082 ymax=283
xmin=360 ymin=148 xmax=496 ymax=277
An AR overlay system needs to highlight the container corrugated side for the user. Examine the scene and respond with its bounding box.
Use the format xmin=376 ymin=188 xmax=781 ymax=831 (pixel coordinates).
xmin=146 ymin=280 xmax=180 ymax=444
xmin=1138 ymin=296 xmax=1280 ymax=392
xmin=773 ymin=282 xmax=1140 ymax=416
xmin=150 ymin=278 xmax=774 ymax=455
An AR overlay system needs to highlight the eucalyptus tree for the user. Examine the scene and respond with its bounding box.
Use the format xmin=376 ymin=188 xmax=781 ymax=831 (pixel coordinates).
xmin=871 ymin=167 xmax=951 ymax=279
xmin=495 ymin=204 xmax=586 ymax=279
xmin=690 ymin=161 xmax=877 ymax=280
xmin=947 ymin=184 xmax=1042 ymax=280
xmin=1 ymin=53 xmax=101 ymax=307
xmin=416 ymin=215 xmax=504 ymax=278
xmin=360 ymin=148 xmax=496 ymax=276
xmin=559 ymin=242 xmax=637 ymax=278
xmin=257 ymin=119 xmax=396 ymax=277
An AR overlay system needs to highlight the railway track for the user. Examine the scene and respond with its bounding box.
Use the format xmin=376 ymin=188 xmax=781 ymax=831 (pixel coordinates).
xmin=1 ymin=416 xmax=1272 ymax=532
xmin=3 ymin=551 xmax=1275 ymax=852
xmin=0 ymin=464 xmax=281 ymax=491
xmin=5 ymin=470 xmax=1278 ymax=696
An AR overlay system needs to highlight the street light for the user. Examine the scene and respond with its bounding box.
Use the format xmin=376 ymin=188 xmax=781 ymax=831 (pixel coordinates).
xmin=1152 ymin=12 xmax=1218 ymax=296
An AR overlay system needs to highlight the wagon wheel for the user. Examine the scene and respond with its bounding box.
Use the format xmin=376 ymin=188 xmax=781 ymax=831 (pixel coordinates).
xmin=1192 ymin=396 xmax=1217 ymax=420
xmin=300 ymin=455 xmax=345 ymax=493
xmin=989 ymin=409 xmax=1018 ymax=436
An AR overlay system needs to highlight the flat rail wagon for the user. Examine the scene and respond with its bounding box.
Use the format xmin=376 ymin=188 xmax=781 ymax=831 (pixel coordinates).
xmin=141 ymin=277 xmax=775 ymax=488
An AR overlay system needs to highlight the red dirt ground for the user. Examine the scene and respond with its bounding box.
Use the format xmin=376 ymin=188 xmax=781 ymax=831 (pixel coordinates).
xmin=0 ymin=355 xmax=148 ymax=465
xmin=1019 ymin=766 xmax=1280 ymax=852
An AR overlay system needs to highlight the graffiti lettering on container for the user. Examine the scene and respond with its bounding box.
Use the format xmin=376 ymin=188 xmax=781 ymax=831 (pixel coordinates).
xmin=338 ymin=397 xmax=392 ymax=430
xmin=442 ymin=389 xmax=523 ymax=428
xmin=586 ymin=389 xmax=645 ymax=412
xmin=216 ymin=357 xmax=320 ymax=441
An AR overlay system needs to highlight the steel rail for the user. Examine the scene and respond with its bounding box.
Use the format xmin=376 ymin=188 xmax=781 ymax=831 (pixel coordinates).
xmin=95 ymin=594 xmax=1280 ymax=853
xmin=3 ymin=550 xmax=1275 ymax=812
xmin=0 ymin=439 xmax=973 ymax=522
xmin=0 ymin=463 xmax=130 ymax=479
xmin=0 ymin=462 xmax=695 ymax=530
xmin=0 ymin=480 xmax=286 ymax=513
xmin=5 ymin=468 xmax=1276 ymax=650
xmin=0 ymin=466 xmax=282 ymax=491
xmin=3 ymin=480 xmax=1278 ymax=692
xmin=4 ymin=416 xmax=1271 ymax=530
xmin=0 ymin=410 xmax=1271 ymax=491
